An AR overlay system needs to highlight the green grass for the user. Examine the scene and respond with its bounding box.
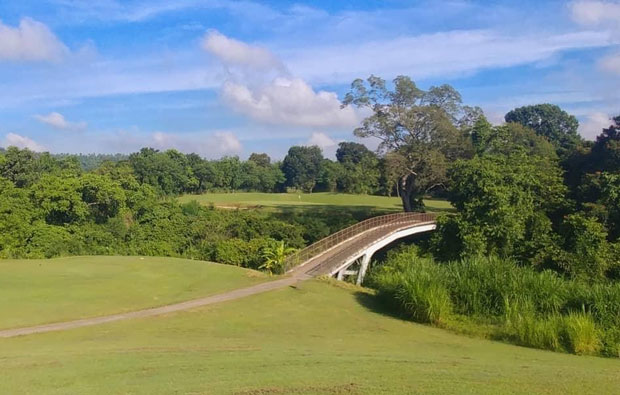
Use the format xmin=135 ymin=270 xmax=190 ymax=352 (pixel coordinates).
xmin=178 ymin=192 xmax=453 ymax=213
xmin=1 ymin=278 xmax=617 ymax=394
xmin=0 ymin=256 xmax=267 ymax=330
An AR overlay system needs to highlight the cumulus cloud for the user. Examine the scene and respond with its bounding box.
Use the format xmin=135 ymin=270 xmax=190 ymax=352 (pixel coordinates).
xmin=202 ymin=30 xmax=285 ymax=72
xmin=579 ymin=112 xmax=612 ymax=139
xmin=35 ymin=112 xmax=87 ymax=132
xmin=570 ymin=1 xmax=620 ymax=26
xmin=202 ymin=30 xmax=359 ymax=128
xmin=152 ymin=131 xmax=242 ymax=157
xmin=0 ymin=18 xmax=68 ymax=62
xmin=222 ymin=78 xmax=358 ymax=127
xmin=2 ymin=133 xmax=46 ymax=151
xmin=306 ymin=131 xmax=337 ymax=149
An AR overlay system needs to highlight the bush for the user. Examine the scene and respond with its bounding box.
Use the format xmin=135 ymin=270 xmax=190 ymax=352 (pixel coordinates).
xmin=561 ymin=312 xmax=600 ymax=355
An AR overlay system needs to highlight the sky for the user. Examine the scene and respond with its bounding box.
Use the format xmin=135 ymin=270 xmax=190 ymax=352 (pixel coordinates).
xmin=1 ymin=0 xmax=619 ymax=159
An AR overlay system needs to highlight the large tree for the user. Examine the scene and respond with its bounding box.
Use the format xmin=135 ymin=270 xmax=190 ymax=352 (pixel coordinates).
xmin=281 ymin=145 xmax=324 ymax=192
xmin=504 ymin=104 xmax=581 ymax=158
xmin=342 ymin=75 xmax=479 ymax=211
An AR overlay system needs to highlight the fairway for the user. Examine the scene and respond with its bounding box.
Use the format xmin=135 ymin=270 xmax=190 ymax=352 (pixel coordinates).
xmin=1 ymin=279 xmax=617 ymax=394
xmin=0 ymin=256 xmax=267 ymax=330
xmin=178 ymin=192 xmax=453 ymax=213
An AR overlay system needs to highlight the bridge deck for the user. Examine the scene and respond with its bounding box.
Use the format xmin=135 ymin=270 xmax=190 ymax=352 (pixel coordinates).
xmin=289 ymin=219 xmax=435 ymax=278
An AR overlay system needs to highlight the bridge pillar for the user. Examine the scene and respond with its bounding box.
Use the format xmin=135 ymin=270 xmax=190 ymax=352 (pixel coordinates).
xmin=356 ymin=253 xmax=371 ymax=285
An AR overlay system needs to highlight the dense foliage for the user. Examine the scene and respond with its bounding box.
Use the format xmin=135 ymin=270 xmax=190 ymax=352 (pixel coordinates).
xmin=369 ymin=247 xmax=619 ymax=357
xmin=0 ymin=148 xmax=379 ymax=269
xmin=359 ymin=94 xmax=619 ymax=357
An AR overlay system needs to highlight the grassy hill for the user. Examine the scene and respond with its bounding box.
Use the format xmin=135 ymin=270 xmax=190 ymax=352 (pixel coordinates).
xmin=0 ymin=256 xmax=267 ymax=329
xmin=0 ymin=275 xmax=617 ymax=394
xmin=178 ymin=192 xmax=453 ymax=214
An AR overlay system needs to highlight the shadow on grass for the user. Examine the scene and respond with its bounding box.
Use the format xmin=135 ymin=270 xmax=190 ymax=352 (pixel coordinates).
xmin=353 ymin=291 xmax=408 ymax=321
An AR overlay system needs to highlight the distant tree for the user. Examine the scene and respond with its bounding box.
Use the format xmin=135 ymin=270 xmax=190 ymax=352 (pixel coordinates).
xmin=471 ymin=116 xmax=557 ymax=159
xmin=213 ymin=156 xmax=243 ymax=191
xmin=79 ymin=173 xmax=126 ymax=223
xmin=0 ymin=147 xmax=43 ymax=188
xmin=590 ymin=115 xmax=620 ymax=173
xmin=316 ymin=159 xmax=342 ymax=192
xmin=343 ymin=75 xmax=479 ymax=211
xmin=281 ymin=145 xmax=324 ymax=192
xmin=129 ymin=148 xmax=197 ymax=195
xmin=335 ymin=142 xmax=372 ymax=164
xmin=505 ymin=104 xmax=581 ymax=157
xmin=248 ymin=152 xmax=271 ymax=167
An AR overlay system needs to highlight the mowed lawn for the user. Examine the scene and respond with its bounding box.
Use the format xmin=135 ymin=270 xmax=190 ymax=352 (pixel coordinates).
xmin=1 ymin=280 xmax=617 ymax=394
xmin=178 ymin=192 xmax=453 ymax=213
xmin=0 ymin=256 xmax=267 ymax=330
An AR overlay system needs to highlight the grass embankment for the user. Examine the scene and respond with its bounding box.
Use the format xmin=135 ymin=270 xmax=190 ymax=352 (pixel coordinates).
xmin=0 ymin=279 xmax=618 ymax=394
xmin=178 ymin=192 xmax=453 ymax=213
xmin=0 ymin=256 xmax=267 ymax=329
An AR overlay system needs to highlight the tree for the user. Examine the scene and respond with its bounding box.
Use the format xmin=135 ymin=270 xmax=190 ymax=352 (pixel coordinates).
xmin=591 ymin=115 xmax=620 ymax=173
xmin=471 ymin=116 xmax=557 ymax=159
xmin=260 ymin=240 xmax=296 ymax=274
xmin=505 ymin=104 xmax=581 ymax=158
xmin=248 ymin=152 xmax=271 ymax=167
xmin=335 ymin=142 xmax=380 ymax=194
xmin=281 ymin=145 xmax=324 ymax=192
xmin=0 ymin=178 xmax=35 ymax=257
xmin=79 ymin=173 xmax=126 ymax=223
xmin=432 ymin=153 xmax=567 ymax=261
xmin=343 ymin=75 xmax=479 ymax=211
xmin=335 ymin=142 xmax=372 ymax=164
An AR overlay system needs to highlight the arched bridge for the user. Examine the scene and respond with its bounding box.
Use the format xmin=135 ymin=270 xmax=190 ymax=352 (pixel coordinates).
xmin=285 ymin=212 xmax=437 ymax=284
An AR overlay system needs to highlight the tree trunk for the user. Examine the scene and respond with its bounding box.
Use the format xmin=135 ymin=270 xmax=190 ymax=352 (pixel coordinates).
xmin=399 ymin=175 xmax=413 ymax=212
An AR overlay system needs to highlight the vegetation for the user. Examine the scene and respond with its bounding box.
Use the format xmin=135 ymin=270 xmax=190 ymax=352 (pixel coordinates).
xmin=1 ymin=279 xmax=618 ymax=394
xmin=0 ymin=256 xmax=267 ymax=329
xmin=369 ymin=248 xmax=620 ymax=357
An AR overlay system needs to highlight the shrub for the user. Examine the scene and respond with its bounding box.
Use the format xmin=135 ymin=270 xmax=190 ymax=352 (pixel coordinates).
xmin=503 ymin=302 xmax=563 ymax=352
xmin=561 ymin=312 xmax=600 ymax=355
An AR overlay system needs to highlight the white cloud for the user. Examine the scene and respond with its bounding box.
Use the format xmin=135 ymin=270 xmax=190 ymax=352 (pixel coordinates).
xmin=202 ymin=30 xmax=285 ymax=72
xmin=151 ymin=131 xmax=242 ymax=157
xmin=35 ymin=112 xmax=87 ymax=131
xmin=306 ymin=131 xmax=337 ymax=149
xmin=203 ymin=30 xmax=359 ymax=128
xmin=570 ymin=1 xmax=620 ymax=26
xmin=599 ymin=52 xmax=620 ymax=73
xmin=305 ymin=131 xmax=340 ymax=158
xmin=579 ymin=112 xmax=612 ymax=139
xmin=0 ymin=18 xmax=68 ymax=62
xmin=222 ymin=78 xmax=358 ymax=127
xmin=2 ymin=133 xmax=46 ymax=151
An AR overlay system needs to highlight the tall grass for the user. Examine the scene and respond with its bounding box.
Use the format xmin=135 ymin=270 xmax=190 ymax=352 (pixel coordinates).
xmin=369 ymin=246 xmax=619 ymax=357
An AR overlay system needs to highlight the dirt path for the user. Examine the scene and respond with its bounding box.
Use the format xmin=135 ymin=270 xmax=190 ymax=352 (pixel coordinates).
xmin=0 ymin=276 xmax=306 ymax=339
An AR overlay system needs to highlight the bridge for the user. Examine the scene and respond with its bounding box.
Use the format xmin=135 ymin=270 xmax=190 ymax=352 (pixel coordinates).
xmin=285 ymin=212 xmax=437 ymax=284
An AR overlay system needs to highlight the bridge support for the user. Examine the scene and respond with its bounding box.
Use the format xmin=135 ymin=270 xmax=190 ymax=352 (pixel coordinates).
xmin=333 ymin=254 xmax=372 ymax=285
xmin=356 ymin=253 xmax=370 ymax=285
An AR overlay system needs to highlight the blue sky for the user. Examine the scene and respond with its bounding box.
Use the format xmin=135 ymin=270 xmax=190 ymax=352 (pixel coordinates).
xmin=1 ymin=0 xmax=619 ymax=159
